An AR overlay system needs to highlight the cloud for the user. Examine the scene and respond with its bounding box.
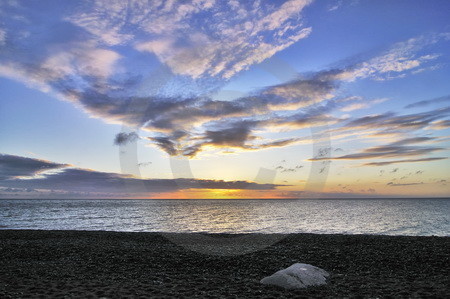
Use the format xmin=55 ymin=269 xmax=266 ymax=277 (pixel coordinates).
xmin=0 ymin=154 xmax=69 ymax=180
xmin=429 ymin=120 xmax=450 ymax=130
xmin=41 ymin=46 xmax=121 ymax=80
xmin=0 ymin=154 xmax=286 ymax=195
xmin=68 ymin=0 xmax=313 ymax=79
xmin=259 ymin=138 xmax=301 ymax=149
xmin=114 ymin=132 xmax=139 ymax=145
xmin=50 ymin=71 xmax=340 ymax=157
xmin=1 ymin=1 xmax=448 ymax=160
xmin=109 ymin=69 xmax=345 ymax=157
xmin=146 ymin=118 xmax=305 ymax=157
xmin=137 ymin=162 xmax=152 ymax=167
xmin=390 ymin=136 xmax=438 ymax=145
xmin=0 ymin=187 xmax=36 ymax=193
xmin=203 ymin=122 xmax=256 ymax=148
xmin=68 ymin=74 xmax=336 ymax=156
xmin=340 ymin=102 xmax=368 ymax=112
xmin=387 ymin=182 xmax=424 ymax=187
xmin=346 ymin=33 xmax=449 ymax=81
xmin=363 ymin=157 xmax=448 ymax=166
xmin=340 ymin=98 xmax=388 ymax=112
xmin=316 ymin=145 xmax=444 ymax=160
xmin=343 ymin=113 xmax=395 ymax=128
xmin=327 ymin=0 xmax=343 ymax=11
xmin=2 ymin=168 xmax=283 ymax=192
xmin=410 ymin=64 xmax=443 ymax=75
xmin=148 ymin=136 xmax=179 ymax=156
xmin=0 ymin=0 xmax=315 ymax=124
xmin=309 ymin=135 xmax=446 ymax=163
xmin=405 ymin=95 xmax=450 ymax=109
xmin=0 ymin=27 xmax=5 ymax=45
xmin=263 ymin=69 xmax=339 ymax=107
xmin=335 ymin=106 xmax=450 ymax=138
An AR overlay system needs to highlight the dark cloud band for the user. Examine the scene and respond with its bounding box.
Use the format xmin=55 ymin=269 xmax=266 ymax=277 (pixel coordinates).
xmin=0 ymin=154 xmax=286 ymax=195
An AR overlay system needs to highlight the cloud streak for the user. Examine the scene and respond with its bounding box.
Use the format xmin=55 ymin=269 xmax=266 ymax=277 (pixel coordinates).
xmin=309 ymin=136 xmax=448 ymax=166
xmin=405 ymin=95 xmax=450 ymax=109
xmin=330 ymin=106 xmax=450 ymax=141
xmin=363 ymin=157 xmax=448 ymax=166
xmin=310 ymin=145 xmax=445 ymax=161
xmin=387 ymin=182 xmax=424 ymax=187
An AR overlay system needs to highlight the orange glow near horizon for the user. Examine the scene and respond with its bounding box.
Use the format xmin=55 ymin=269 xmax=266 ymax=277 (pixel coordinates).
xmin=140 ymin=189 xmax=288 ymax=199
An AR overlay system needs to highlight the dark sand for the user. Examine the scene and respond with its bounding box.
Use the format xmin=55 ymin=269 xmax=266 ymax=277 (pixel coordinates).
xmin=0 ymin=230 xmax=449 ymax=298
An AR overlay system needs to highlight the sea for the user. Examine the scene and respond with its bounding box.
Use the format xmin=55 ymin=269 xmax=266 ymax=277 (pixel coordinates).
xmin=0 ymin=198 xmax=449 ymax=236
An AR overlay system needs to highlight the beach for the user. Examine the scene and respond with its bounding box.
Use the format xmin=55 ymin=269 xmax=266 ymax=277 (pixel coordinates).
xmin=0 ymin=230 xmax=448 ymax=298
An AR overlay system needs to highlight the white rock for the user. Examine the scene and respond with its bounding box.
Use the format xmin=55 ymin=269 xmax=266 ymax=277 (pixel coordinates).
xmin=260 ymin=263 xmax=329 ymax=289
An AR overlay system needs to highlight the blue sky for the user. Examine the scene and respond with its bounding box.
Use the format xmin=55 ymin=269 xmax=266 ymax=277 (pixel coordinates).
xmin=0 ymin=0 xmax=449 ymax=198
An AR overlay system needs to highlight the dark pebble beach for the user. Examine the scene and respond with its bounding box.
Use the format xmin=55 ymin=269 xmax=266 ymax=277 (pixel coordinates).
xmin=0 ymin=230 xmax=449 ymax=298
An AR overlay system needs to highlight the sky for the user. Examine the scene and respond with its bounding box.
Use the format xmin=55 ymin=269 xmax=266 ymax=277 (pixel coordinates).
xmin=0 ymin=0 xmax=449 ymax=199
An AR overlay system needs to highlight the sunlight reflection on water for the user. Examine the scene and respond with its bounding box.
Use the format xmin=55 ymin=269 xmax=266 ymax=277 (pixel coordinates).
xmin=0 ymin=198 xmax=448 ymax=236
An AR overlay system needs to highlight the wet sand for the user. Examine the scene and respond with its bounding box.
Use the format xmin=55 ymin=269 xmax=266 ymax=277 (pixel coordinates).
xmin=0 ymin=230 xmax=448 ymax=298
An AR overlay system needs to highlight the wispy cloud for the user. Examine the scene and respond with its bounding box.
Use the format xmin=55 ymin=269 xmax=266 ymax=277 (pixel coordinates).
xmin=387 ymin=182 xmax=424 ymax=187
xmin=390 ymin=136 xmax=439 ymax=145
xmin=340 ymin=98 xmax=388 ymax=112
xmin=345 ymin=33 xmax=449 ymax=81
xmin=327 ymin=0 xmax=343 ymax=11
xmin=0 ymin=27 xmax=6 ymax=45
xmin=334 ymin=106 xmax=450 ymax=138
xmin=405 ymin=95 xmax=450 ymax=108
xmin=363 ymin=157 xmax=447 ymax=166
xmin=310 ymin=145 xmax=444 ymax=161
xmin=69 ymin=0 xmax=313 ymax=79
xmin=309 ymin=136 xmax=447 ymax=165
xmin=429 ymin=120 xmax=450 ymax=130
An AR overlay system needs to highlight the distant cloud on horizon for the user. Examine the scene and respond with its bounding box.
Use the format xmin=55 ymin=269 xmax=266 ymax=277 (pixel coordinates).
xmin=0 ymin=154 xmax=286 ymax=197
xmin=0 ymin=154 xmax=70 ymax=180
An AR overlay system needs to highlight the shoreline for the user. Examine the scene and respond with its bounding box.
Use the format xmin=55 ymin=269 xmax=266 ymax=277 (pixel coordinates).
xmin=1 ymin=230 xmax=449 ymax=298
xmin=1 ymin=228 xmax=447 ymax=237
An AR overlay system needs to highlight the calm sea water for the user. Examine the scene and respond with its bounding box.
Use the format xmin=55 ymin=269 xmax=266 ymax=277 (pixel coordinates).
xmin=0 ymin=199 xmax=449 ymax=236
